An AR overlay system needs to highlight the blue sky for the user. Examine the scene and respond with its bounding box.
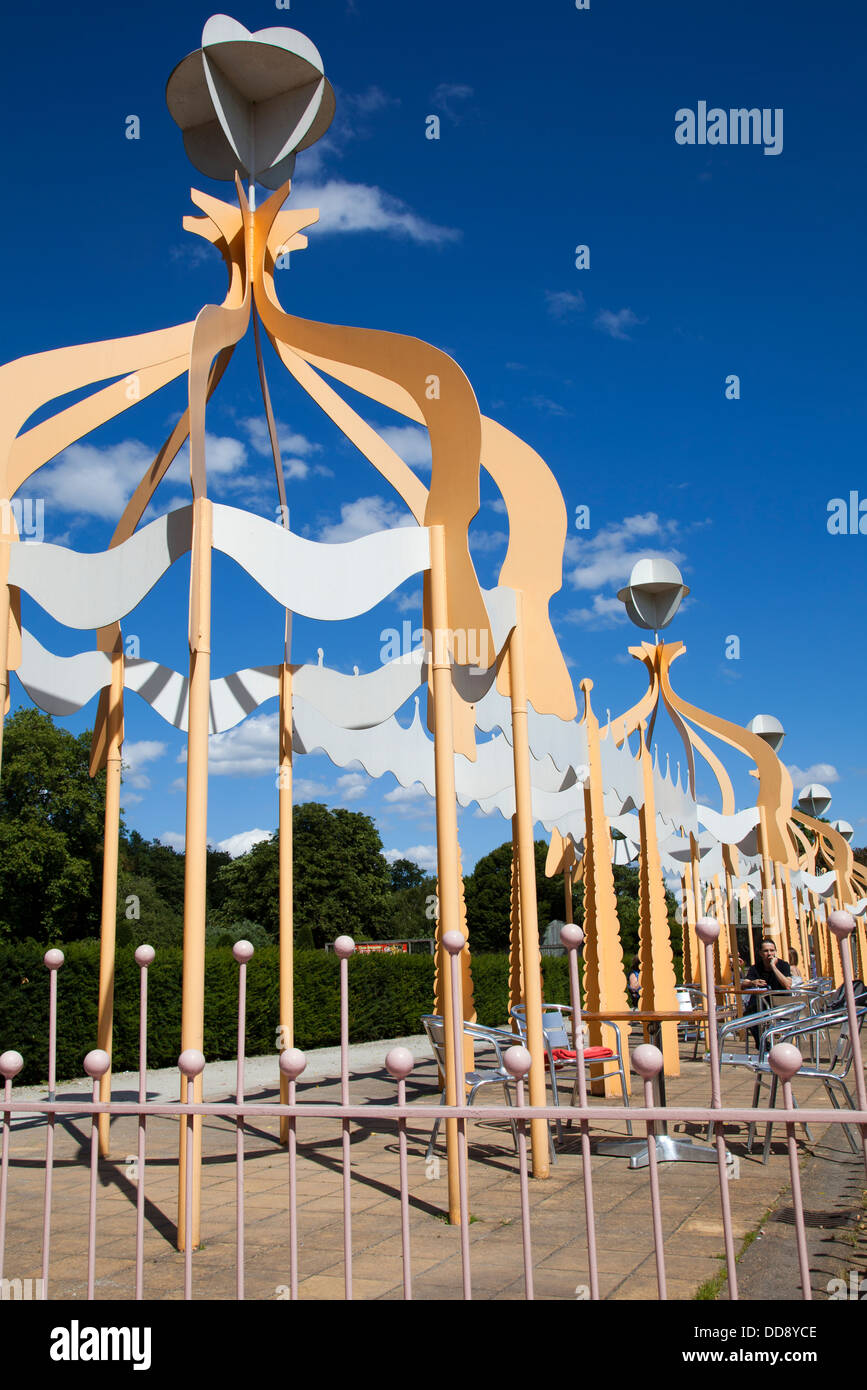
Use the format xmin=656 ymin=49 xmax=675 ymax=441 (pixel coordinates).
xmin=3 ymin=0 xmax=866 ymax=874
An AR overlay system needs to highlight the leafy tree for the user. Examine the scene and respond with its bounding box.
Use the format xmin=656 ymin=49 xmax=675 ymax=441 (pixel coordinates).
xmin=116 ymin=869 xmax=183 ymax=949
xmin=464 ymin=839 xmax=574 ymax=953
xmin=121 ymin=831 xmax=185 ymax=915
xmin=0 ymin=709 xmax=111 ymax=942
xmin=382 ymin=874 xmax=438 ymax=940
xmin=389 ymin=858 xmax=426 ymax=892
xmin=212 ymin=803 xmax=393 ymax=947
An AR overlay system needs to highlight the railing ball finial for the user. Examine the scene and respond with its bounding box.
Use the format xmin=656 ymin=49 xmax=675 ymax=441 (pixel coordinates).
xmin=768 ymin=1043 xmax=803 ymax=1081
xmin=0 ymin=1051 xmax=24 ymax=1080
xmin=559 ymin=923 xmax=584 ymax=951
xmin=695 ymin=916 xmax=720 ymax=945
xmin=134 ymin=944 xmax=155 ymax=967
xmin=503 ymin=1046 xmax=532 ymax=1079
xmin=333 ymin=935 xmax=355 ymax=959
xmin=178 ymin=1049 xmax=206 ymax=1078
xmin=83 ymin=1049 xmax=111 ymax=1078
xmin=385 ymin=1046 xmax=415 ymax=1080
xmin=632 ymin=1044 xmax=664 ymax=1079
xmin=44 ymin=948 xmax=64 ymax=971
xmin=828 ymin=910 xmax=855 ymax=940
xmin=442 ymin=930 xmax=465 ymax=956
xmin=232 ymin=939 xmax=255 ymax=963
xmin=278 ymin=1047 xmax=307 ymax=1080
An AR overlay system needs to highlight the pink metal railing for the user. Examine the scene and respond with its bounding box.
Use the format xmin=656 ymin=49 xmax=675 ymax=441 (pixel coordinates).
xmin=0 ymin=911 xmax=864 ymax=1302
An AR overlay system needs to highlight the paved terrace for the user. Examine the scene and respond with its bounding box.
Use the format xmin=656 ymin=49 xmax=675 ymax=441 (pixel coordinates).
xmin=3 ymin=1030 xmax=865 ymax=1301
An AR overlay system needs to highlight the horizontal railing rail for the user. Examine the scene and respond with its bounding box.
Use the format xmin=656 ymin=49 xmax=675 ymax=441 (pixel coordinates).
xmin=0 ymin=913 xmax=864 ymax=1303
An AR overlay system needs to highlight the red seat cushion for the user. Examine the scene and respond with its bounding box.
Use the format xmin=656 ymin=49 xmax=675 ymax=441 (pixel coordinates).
xmin=549 ymin=1046 xmax=614 ymax=1063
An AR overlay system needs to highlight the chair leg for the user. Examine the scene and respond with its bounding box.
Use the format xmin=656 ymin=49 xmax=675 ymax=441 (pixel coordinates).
xmin=825 ymin=1079 xmax=859 ymax=1153
xmin=503 ymin=1079 xmax=519 ymax=1154
xmin=620 ymin=1062 xmax=633 ymax=1137
xmin=790 ymin=1093 xmax=814 ymax=1145
xmin=747 ymin=1072 xmax=762 ymax=1152
xmin=549 ymin=1062 xmax=564 ymax=1147
xmin=762 ymin=1074 xmax=778 ymax=1165
xmin=426 ymin=1092 xmax=446 ymax=1160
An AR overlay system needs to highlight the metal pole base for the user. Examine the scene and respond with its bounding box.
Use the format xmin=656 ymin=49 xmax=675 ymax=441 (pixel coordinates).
xmin=596 ymin=1133 xmax=734 ymax=1170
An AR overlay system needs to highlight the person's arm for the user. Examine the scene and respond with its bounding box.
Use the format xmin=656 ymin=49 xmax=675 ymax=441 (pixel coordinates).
xmin=743 ymin=968 xmax=766 ymax=991
xmin=769 ymin=960 xmax=791 ymax=990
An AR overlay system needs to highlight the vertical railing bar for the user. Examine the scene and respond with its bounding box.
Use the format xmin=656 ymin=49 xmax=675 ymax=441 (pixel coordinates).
xmin=828 ymin=912 xmax=867 ymax=1178
xmin=633 ymin=1048 xmax=667 ymax=1300
xmin=0 ymin=1053 xmax=23 ymax=1283
xmin=698 ymin=919 xmax=739 ymax=1300
xmin=513 ymin=1065 xmax=534 ymax=1299
xmin=234 ymin=941 xmax=253 ymax=1302
xmin=763 ymin=1044 xmax=813 ymax=1301
xmin=84 ymin=1051 xmax=110 ymax=1300
xmin=784 ymin=1071 xmax=812 ymax=1300
xmin=386 ymin=1047 xmax=415 ymax=1300
xmin=444 ymin=934 xmax=472 ymax=1299
xmin=134 ymin=946 xmax=153 ymax=1301
xmin=179 ymin=1050 xmax=205 ymax=1300
xmin=334 ymin=936 xmax=355 ymax=1301
xmin=563 ymin=927 xmax=600 ymax=1300
xmin=279 ymin=1047 xmax=306 ymax=1300
xmin=41 ymin=949 xmax=63 ymax=1295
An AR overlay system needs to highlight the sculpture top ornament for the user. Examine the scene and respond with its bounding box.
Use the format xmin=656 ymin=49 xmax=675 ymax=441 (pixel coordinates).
xmin=166 ymin=13 xmax=335 ymax=187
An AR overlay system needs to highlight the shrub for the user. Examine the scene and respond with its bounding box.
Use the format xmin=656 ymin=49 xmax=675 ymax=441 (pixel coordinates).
xmin=0 ymin=944 xmax=577 ymax=1085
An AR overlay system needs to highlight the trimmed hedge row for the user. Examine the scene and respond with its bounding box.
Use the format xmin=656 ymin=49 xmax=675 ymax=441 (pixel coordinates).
xmin=0 ymin=943 xmax=572 ymax=1085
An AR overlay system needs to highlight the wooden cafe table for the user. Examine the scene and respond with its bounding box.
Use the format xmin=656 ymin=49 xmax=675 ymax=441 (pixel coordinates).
xmin=577 ymin=1010 xmax=734 ymax=1170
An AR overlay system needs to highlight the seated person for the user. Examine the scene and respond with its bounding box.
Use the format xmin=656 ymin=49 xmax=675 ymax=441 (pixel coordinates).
xmin=627 ymin=955 xmax=640 ymax=1009
xmin=743 ymin=938 xmax=792 ymax=1045
xmin=788 ymin=949 xmax=803 ymax=988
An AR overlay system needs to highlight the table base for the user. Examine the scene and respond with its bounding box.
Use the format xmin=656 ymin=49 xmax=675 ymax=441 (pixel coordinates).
xmin=596 ymin=1133 xmax=734 ymax=1170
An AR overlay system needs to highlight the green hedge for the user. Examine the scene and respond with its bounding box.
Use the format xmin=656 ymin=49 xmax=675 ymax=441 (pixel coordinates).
xmin=0 ymin=943 xmax=574 ymax=1085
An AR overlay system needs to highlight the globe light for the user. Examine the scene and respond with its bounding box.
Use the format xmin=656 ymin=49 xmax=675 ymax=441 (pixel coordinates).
xmin=831 ymin=819 xmax=854 ymax=842
xmin=798 ymin=784 xmax=832 ymax=818
xmin=616 ymin=558 xmax=689 ymax=632
xmin=166 ymin=14 xmax=335 ymax=187
xmin=747 ymin=714 xmax=785 ymax=752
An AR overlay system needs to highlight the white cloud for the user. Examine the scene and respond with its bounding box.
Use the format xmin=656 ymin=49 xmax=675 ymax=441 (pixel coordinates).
xmin=157 ymin=827 xmax=274 ymax=858
xmin=122 ymin=739 xmax=167 ymax=790
xmin=240 ymin=418 xmax=331 ymax=480
xmin=565 ymin=513 xmax=685 ymax=592
xmin=468 ymin=529 xmax=508 ymax=553
xmin=563 ymin=594 xmax=627 ymax=629
xmin=178 ymin=714 xmax=278 ymax=778
xmin=394 ymin=590 xmax=421 ymax=613
xmin=215 ymin=828 xmax=273 ymax=858
xmin=432 ymin=83 xmax=474 ymax=123
xmin=545 ymin=290 xmax=585 ymax=319
xmin=40 ymin=439 xmax=158 ymax=521
xmin=336 ymin=772 xmax=368 ymax=802
xmin=529 ymin=394 xmax=570 ymax=418
xmin=384 ymin=844 xmax=438 ymax=872
xmin=384 ymin=782 xmax=431 ymax=804
xmin=786 ymin=763 xmax=840 ymax=788
xmin=374 ymin=424 xmax=432 ymax=472
xmin=595 ymin=308 xmax=645 ymax=340
xmin=319 ymin=495 xmax=416 ymax=542
xmin=293 ymin=777 xmax=332 ymax=799
xmin=292 ymin=180 xmax=460 ymax=245
xmin=39 ymin=431 xmax=263 ymax=526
